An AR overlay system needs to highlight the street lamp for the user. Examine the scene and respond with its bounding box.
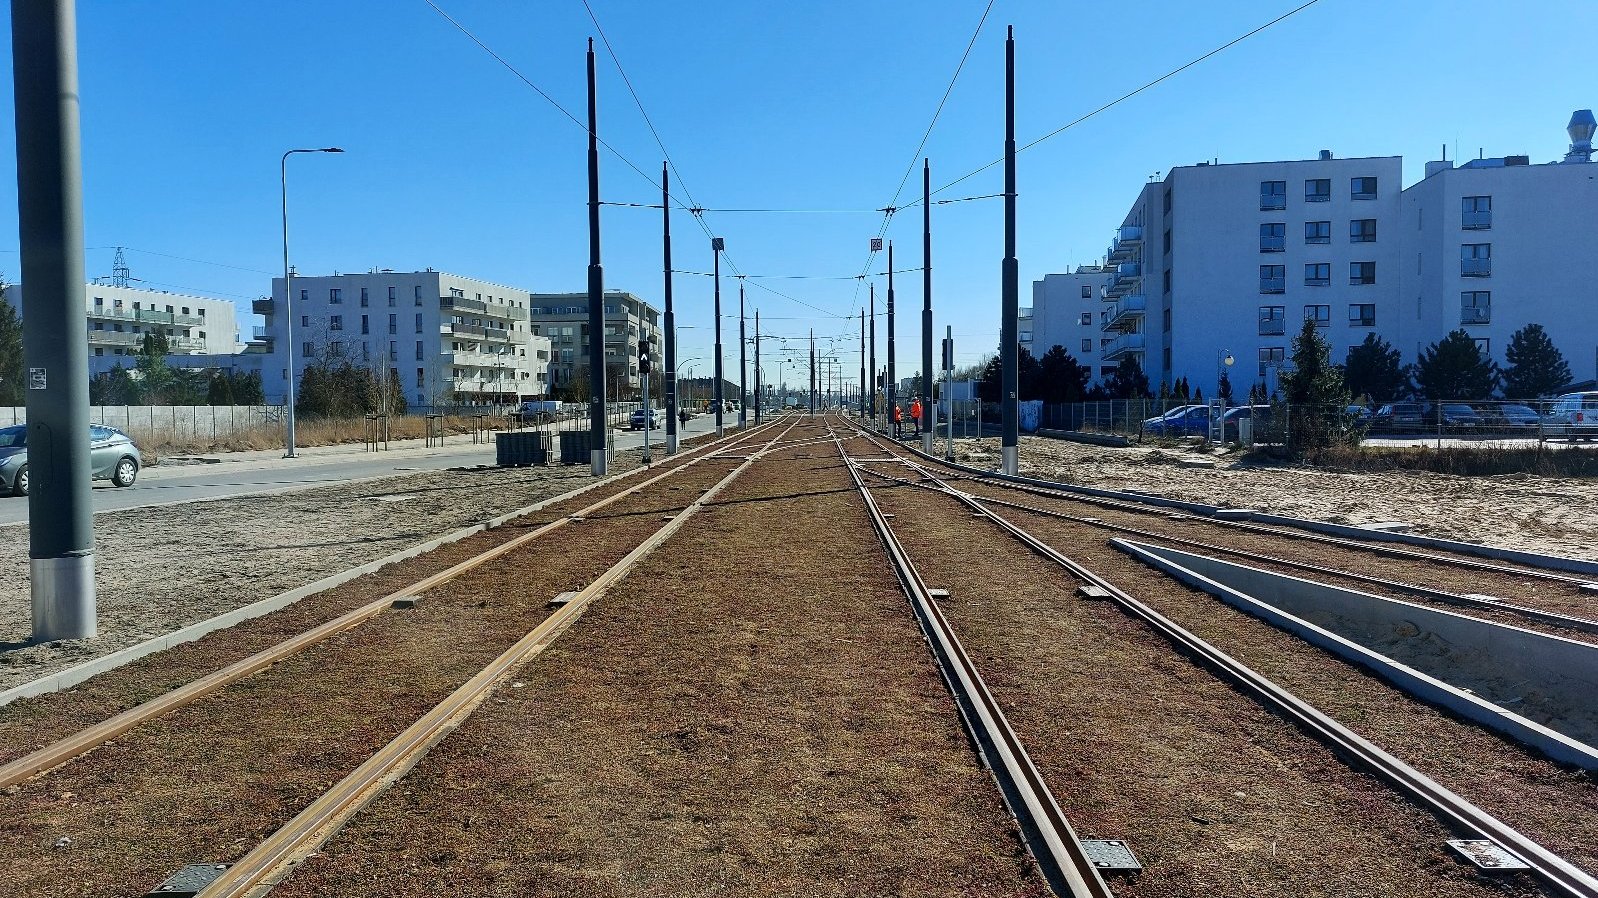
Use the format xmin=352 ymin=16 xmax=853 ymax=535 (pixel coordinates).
xmin=281 ymin=146 xmax=343 ymax=458
xmin=1216 ymin=349 xmax=1235 ymax=444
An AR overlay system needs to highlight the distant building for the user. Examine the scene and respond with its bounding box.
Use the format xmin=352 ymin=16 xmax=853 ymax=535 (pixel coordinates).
xmin=259 ymin=270 xmax=552 ymax=410
xmin=527 ymin=290 xmax=662 ymax=395
xmin=6 ymin=282 xmax=241 ymax=375
xmin=1030 ymin=266 xmax=1115 ymax=374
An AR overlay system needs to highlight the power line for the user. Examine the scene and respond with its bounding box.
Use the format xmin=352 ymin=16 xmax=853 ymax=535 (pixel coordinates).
xmin=906 ymin=0 xmax=1326 ymax=206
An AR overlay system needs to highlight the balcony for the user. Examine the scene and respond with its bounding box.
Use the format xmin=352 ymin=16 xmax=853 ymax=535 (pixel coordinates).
xmin=1102 ymin=333 xmax=1145 ymax=361
xmin=446 ymin=322 xmax=512 ymax=341
xmin=1462 ymin=211 xmax=1492 ymax=230
xmin=1461 ymin=259 xmax=1492 ymax=277
xmin=87 ymin=331 xmax=205 ymax=352
xmin=1106 ymin=226 xmax=1143 ymax=263
xmin=1260 ymin=235 xmax=1285 ymax=253
xmin=1260 ymin=277 xmax=1286 ymax=294
xmin=1104 ymin=262 xmax=1142 ymax=299
xmin=1106 ymin=294 xmax=1146 ymax=331
xmin=1461 ymin=306 xmax=1491 ymax=325
xmin=1259 ymin=318 xmax=1287 ymax=336
xmin=252 ymin=299 xmax=275 ymax=316
xmin=441 ymin=295 xmax=488 ymax=315
xmin=1260 ymin=193 xmax=1286 ymax=211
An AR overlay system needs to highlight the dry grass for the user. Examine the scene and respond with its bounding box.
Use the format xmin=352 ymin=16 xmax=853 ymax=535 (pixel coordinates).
xmin=1294 ymin=443 xmax=1598 ymax=477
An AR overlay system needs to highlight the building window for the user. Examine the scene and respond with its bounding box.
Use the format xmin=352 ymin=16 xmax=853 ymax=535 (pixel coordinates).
xmin=299 ymin=289 xmax=308 ymax=301
xmin=415 ymin=312 xmax=423 ymax=333
xmin=1461 ymin=291 xmax=1491 ymax=325
xmin=417 ymin=368 xmax=425 ymax=387
xmin=1461 ymin=243 xmax=1492 ymax=277
xmin=360 ymin=287 xmax=369 ymax=306
xmin=1260 ymin=265 xmax=1285 ymax=294
xmin=300 ymin=315 xmax=309 ymax=328
xmin=1349 ymin=303 xmax=1376 ymax=327
xmin=1260 ymin=223 xmax=1285 ymax=253
xmin=329 ymin=288 xmax=342 ymax=304
xmin=1259 ymin=305 xmax=1286 ymax=335
xmin=1351 ymin=177 xmax=1378 ymax=200
xmin=388 ymin=286 xmax=397 ymax=304
xmin=1163 ymin=189 xmax=1172 ymax=214
xmin=389 ymin=341 xmax=397 ymax=361
xmin=1305 ymin=263 xmax=1331 ymax=287
xmin=1473 ymin=337 xmax=1490 ymax=355
xmin=361 ymin=315 xmax=369 ymax=335
xmin=1462 ymin=196 xmax=1492 ymax=230
xmin=329 ymin=340 xmax=343 ymax=356
xmin=1258 ymin=347 xmax=1286 ymax=377
xmin=1350 ymin=261 xmax=1376 ymax=285
xmin=329 ymin=315 xmax=343 ymax=331
xmin=388 ymin=313 xmax=397 ymax=334
xmin=302 ymin=341 xmax=315 ymax=358
xmin=1162 ymin=308 xmax=1171 ymax=330
xmin=414 ymin=285 xmax=423 ymax=305
xmin=1080 ymin=285 xmax=1092 ymax=299
xmin=1162 ymin=269 xmax=1172 ymax=294
xmin=1305 ymin=221 xmax=1331 ymax=244
xmin=1260 ymin=180 xmax=1286 ymax=210
xmin=1078 ymin=312 xmax=1092 ymax=325
xmin=94 ymin=348 xmax=103 ymax=356
xmin=1304 ymin=304 xmax=1331 ymax=327
xmin=1163 ymin=229 xmax=1172 ymax=254
xmin=415 ymin=340 xmax=425 ymax=361
xmin=1350 ymin=219 xmax=1377 ymax=243
xmin=1305 ymin=179 xmax=1330 ymax=203
xmin=1081 ymin=338 xmax=1092 ymax=353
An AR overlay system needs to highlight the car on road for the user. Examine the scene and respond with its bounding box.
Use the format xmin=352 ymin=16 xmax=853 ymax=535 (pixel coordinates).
xmin=628 ymin=407 xmax=664 ymax=430
xmin=0 ymin=424 xmax=141 ymax=496
xmin=1544 ymin=391 xmax=1598 ymax=440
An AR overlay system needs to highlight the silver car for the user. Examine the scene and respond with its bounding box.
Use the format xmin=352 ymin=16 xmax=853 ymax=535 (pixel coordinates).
xmin=0 ymin=424 xmax=141 ymax=496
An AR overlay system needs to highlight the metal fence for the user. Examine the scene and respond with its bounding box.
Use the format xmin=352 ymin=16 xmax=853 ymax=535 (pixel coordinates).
xmin=0 ymin=404 xmax=285 ymax=437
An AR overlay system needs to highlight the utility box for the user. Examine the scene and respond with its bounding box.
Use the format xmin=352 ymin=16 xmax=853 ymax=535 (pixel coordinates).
xmin=1238 ymin=418 xmax=1254 ymax=447
xmin=558 ymin=429 xmax=595 ymax=465
xmin=496 ymin=431 xmax=548 ymax=467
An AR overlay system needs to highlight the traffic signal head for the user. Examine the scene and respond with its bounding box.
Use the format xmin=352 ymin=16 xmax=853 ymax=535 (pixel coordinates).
xmin=637 ymin=339 xmax=652 ymax=374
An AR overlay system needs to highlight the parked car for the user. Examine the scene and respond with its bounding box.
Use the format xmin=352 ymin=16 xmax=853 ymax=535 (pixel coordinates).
xmin=1221 ymin=405 xmax=1272 ymax=442
xmin=1144 ymin=405 xmax=1212 ymax=437
xmin=0 ymin=424 xmax=141 ymax=497
xmin=1478 ymin=403 xmax=1543 ymax=432
xmin=1543 ymin=391 xmax=1598 ymax=440
xmin=1370 ymin=402 xmax=1425 ymax=433
xmin=628 ymin=407 xmax=664 ymax=430
xmin=1139 ymin=404 xmax=1201 ymax=429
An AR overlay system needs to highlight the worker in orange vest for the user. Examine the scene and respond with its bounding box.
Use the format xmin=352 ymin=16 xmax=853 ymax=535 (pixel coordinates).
xmin=909 ymin=397 xmax=923 ymax=437
xmin=891 ymin=403 xmax=904 ymax=438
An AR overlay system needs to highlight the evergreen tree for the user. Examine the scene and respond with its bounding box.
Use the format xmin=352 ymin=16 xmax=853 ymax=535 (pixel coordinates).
xmin=1413 ymin=329 xmax=1499 ymax=400
xmin=1342 ymin=333 xmax=1409 ymax=404
xmin=977 ymin=345 xmax=1041 ymax=402
xmin=1104 ymin=355 xmax=1151 ymax=399
xmin=1279 ymin=317 xmax=1355 ymax=453
xmin=1218 ymin=371 xmax=1234 ymax=403
xmin=1501 ymin=323 xmax=1571 ymax=399
xmin=1037 ymin=344 xmax=1090 ymax=403
xmin=0 ymin=279 xmax=22 ymax=406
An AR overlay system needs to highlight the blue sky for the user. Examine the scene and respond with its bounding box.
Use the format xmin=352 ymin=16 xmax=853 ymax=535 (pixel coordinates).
xmin=1 ymin=1 xmax=1594 ymax=383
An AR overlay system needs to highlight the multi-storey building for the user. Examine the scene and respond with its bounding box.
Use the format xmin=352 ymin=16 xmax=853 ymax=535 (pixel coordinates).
xmin=258 ymin=270 xmax=551 ymax=410
xmin=1030 ymin=266 xmax=1115 ymax=374
xmin=527 ymin=291 xmax=662 ymax=394
xmin=1398 ymin=111 xmax=1598 ymax=385
xmin=6 ymin=283 xmax=240 ymax=375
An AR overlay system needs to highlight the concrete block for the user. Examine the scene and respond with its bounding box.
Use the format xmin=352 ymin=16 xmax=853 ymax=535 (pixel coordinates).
xmin=1076 ymin=585 xmax=1112 ymax=600
xmin=391 ymin=596 xmax=419 ymax=609
xmin=1361 ymin=521 xmax=1414 ymax=533
xmin=928 ymin=589 xmax=951 ymax=600
xmin=550 ymin=591 xmax=579 ymax=607
xmin=1212 ymin=509 xmax=1259 ymax=520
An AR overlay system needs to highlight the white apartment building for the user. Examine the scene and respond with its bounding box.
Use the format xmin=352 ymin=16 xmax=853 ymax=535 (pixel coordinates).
xmin=259 ymin=270 xmax=551 ymax=410
xmin=6 ymin=282 xmax=241 ymax=375
xmin=1030 ymin=266 xmax=1115 ymax=372
xmin=527 ymin=291 xmax=662 ymax=395
xmin=1398 ymin=112 xmax=1598 ymax=385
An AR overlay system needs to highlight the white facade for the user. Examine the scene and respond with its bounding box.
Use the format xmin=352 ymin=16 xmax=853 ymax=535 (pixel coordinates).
xmin=1030 ymin=267 xmax=1115 ymax=373
xmin=7 ymin=282 xmax=241 ymax=375
xmin=260 ymin=270 xmax=551 ymax=409
xmin=528 ymin=291 xmax=662 ymax=395
xmin=1400 ymin=152 xmax=1598 ymax=388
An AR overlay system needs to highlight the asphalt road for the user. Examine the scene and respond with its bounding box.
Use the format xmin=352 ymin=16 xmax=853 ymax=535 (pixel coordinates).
xmin=0 ymin=413 xmax=739 ymax=526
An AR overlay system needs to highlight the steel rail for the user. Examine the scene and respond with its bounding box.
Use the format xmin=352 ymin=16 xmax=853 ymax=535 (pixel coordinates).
xmin=872 ymin=428 xmax=1595 ymax=586
xmin=832 ymin=430 xmax=1114 ymax=898
xmin=196 ymin=417 xmax=804 ymax=898
xmin=853 ymin=439 xmax=1598 ymax=898
xmin=0 ymin=419 xmax=784 ymax=790
xmin=854 ymin=461 xmax=1598 ymax=638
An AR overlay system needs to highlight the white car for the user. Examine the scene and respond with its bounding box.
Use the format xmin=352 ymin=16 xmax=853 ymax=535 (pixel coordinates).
xmin=1544 ymin=391 xmax=1598 ymax=440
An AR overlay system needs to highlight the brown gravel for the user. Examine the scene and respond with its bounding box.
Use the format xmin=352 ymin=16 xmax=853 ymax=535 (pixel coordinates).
xmin=269 ymin=426 xmax=1049 ymax=897
xmin=865 ymin=461 xmax=1550 ymax=898
xmin=0 ymin=452 xmax=749 ymax=898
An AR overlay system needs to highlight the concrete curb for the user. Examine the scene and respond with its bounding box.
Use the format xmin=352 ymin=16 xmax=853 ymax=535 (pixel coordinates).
xmin=0 ymin=437 xmax=718 ymax=708
xmin=1036 ymin=428 xmax=1131 ymax=448
xmin=1115 ymin=538 xmax=1598 ymax=771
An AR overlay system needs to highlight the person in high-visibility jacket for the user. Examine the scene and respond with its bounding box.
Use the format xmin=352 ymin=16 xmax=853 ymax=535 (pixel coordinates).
xmin=909 ymin=397 xmax=923 ymax=437
xmin=891 ymin=403 xmax=904 ymax=438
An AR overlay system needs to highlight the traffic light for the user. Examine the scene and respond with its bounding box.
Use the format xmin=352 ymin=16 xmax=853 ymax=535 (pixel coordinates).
xmin=637 ymin=339 xmax=652 ymax=375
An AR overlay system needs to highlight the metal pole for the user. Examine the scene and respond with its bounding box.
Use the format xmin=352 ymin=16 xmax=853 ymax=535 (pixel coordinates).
xmin=869 ymin=282 xmax=877 ymax=427
xmin=281 ymin=154 xmax=297 ymax=458
xmin=585 ymin=38 xmax=608 ymax=476
xmin=809 ymin=329 xmax=816 ymax=418
xmin=713 ymin=238 xmax=724 ymax=436
xmin=641 ymin=368 xmax=651 ymax=463
xmin=13 ymin=0 xmax=94 ymax=641
xmin=754 ymin=309 xmax=762 ymax=424
xmin=859 ymin=309 xmax=866 ymax=419
xmin=945 ymin=326 xmax=955 ymax=460
xmin=738 ymin=281 xmax=747 ymax=428
xmin=662 ymin=161 xmax=678 ymax=454
xmin=887 ymin=241 xmax=897 ymax=434
xmin=999 ymin=25 xmax=1020 ymax=475
xmin=922 ymin=158 xmax=935 ymax=454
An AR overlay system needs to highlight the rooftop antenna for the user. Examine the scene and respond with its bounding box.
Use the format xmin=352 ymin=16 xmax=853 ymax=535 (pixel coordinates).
xmin=111 ymin=246 xmax=130 ymax=287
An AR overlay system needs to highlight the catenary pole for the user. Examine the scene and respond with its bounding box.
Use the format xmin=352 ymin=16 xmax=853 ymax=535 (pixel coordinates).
xmin=809 ymin=329 xmax=816 ymax=418
xmin=13 ymin=0 xmax=95 ymax=640
xmin=944 ymin=326 xmax=955 ymax=460
xmin=737 ymin=280 xmax=747 ymax=428
xmin=922 ymin=157 xmax=935 ymax=454
xmin=887 ymin=241 xmax=897 ymax=435
xmin=868 ymin=282 xmax=877 ymax=427
xmin=858 ymin=309 xmax=866 ymax=419
xmin=754 ymin=309 xmax=761 ymax=424
xmin=662 ymin=161 xmax=678 ymax=454
xmin=999 ymin=25 xmax=1020 ymax=475
xmin=585 ymin=38 xmax=609 ymax=476
xmin=712 ymin=237 xmax=724 ymax=435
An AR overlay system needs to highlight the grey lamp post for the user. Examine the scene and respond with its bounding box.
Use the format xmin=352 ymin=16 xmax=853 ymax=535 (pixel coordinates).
xmin=281 ymin=146 xmax=343 ymax=458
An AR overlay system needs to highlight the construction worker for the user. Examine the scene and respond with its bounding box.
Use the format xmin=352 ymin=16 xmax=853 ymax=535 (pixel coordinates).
xmin=909 ymin=397 xmax=923 ymax=437
xmin=892 ymin=403 xmax=904 ymax=438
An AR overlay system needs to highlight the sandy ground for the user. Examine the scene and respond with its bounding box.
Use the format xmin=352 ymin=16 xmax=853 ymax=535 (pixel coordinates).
xmin=0 ymin=451 xmax=653 ymax=692
xmin=949 ymin=435 xmax=1598 ymax=561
